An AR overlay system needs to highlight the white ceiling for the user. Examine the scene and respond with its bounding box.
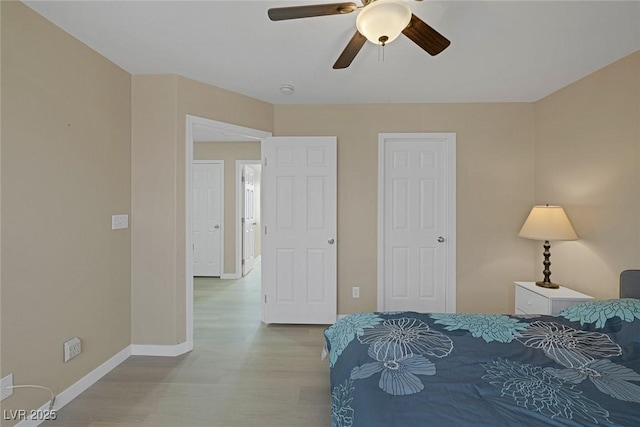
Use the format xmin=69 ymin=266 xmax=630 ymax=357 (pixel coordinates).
xmin=24 ymin=0 xmax=640 ymax=105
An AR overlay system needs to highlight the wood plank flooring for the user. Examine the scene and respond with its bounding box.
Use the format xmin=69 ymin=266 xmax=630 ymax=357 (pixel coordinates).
xmin=43 ymin=262 xmax=332 ymax=426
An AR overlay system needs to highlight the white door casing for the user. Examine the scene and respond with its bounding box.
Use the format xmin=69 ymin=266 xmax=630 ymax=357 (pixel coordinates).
xmin=378 ymin=133 xmax=456 ymax=313
xmin=193 ymin=161 xmax=223 ymax=277
xmin=242 ymin=165 xmax=256 ymax=276
xmin=262 ymin=136 xmax=337 ymax=324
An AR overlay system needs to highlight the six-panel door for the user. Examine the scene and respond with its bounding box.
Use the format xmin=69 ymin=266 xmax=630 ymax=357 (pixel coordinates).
xmin=262 ymin=137 xmax=337 ymax=324
xmin=193 ymin=161 xmax=223 ymax=277
xmin=382 ymin=137 xmax=452 ymax=312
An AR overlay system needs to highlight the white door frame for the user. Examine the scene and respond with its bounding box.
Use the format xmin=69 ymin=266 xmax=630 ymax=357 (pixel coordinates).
xmin=193 ymin=160 xmax=224 ymax=277
xmin=235 ymin=160 xmax=261 ymax=278
xmin=186 ymin=115 xmax=271 ymax=348
xmin=377 ymin=133 xmax=457 ymax=313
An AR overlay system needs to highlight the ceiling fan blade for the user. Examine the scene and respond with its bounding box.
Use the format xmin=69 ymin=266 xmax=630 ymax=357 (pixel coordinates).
xmin=333 ymin=31 xmax=367 ymax=69
xmin=268 ymin=2 xmax=357 ymax=21
xmin=402 ymin=14 xmax=450 ymax=56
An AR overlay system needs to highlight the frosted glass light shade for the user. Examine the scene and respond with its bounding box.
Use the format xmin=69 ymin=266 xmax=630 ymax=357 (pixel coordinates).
xmin=519 ymin=205 xmax=578 ymax=241
xmin=356 ymin=0 xmax=412 ymax=45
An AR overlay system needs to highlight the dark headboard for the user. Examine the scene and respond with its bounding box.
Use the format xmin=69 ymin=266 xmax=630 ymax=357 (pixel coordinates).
xmin=620 ymin=270 xmax=640 ymax=299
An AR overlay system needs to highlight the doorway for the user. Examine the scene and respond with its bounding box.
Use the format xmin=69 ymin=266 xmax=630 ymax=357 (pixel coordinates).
xmin=237 ymin=162 xmax=262 ymax=277
xmin=185 ymin=115 xmax=271 ymax=347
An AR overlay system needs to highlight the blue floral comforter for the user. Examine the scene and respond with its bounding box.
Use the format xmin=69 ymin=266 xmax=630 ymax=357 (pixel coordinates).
xmin=324 ymin=300 xmax=640 ymax=427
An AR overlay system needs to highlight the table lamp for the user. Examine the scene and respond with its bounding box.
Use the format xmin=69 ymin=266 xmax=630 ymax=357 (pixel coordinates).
xmin=519 ymin=204 xmax=578 ymax=289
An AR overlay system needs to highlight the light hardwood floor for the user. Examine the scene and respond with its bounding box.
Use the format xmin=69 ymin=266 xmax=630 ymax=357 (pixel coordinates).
xmin=44 ymin=262 xmax=332 ymax=426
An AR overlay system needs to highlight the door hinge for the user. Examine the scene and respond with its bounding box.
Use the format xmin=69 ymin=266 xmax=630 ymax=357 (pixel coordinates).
xmin=241 ymin=175 xmax=245 ymax=182
xmin=264 ymin=157 xmax=267 ymax=167
xmin=264 ymin=294 xmax=267 ymax=303
xmin=241 ymin=259 xmax=245 ymax=265
xmin=264 ymin=226 xmax=267 ymax=235
xmin=241 ymin=217 xmax=245 ymax=224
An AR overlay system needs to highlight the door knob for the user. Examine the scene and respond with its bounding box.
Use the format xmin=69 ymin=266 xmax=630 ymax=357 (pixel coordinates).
xmin=328 ymin=238 xmax=335 ymax=245
xmin=437 ymin=236 xmax=445 ymax=243
xmin=214 ymin=225 xmax=220 ymax=229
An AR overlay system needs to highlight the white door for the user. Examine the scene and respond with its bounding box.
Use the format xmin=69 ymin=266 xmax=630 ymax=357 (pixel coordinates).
xmin=242 ymin=165 xmax=256 ymax=276
xmin=379 ymin=133 xmax=456 ymax=313
xmin=193 ymin=161 xmax=223 ymax=277
xmin=262 ymin=137 xmax=337 ymax=324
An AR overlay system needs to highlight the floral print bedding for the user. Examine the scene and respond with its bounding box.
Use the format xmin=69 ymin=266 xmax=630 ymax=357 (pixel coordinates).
xmin=324 ymin=299 xmax=640 ymax=427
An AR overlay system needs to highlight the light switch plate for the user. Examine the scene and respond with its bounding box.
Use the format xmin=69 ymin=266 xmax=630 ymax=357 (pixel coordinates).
xmin=112 ymin=214 xmax=128 ymax=230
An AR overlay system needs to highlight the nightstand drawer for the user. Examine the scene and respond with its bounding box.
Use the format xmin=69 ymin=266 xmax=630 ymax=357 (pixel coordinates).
xmin=515 ymin=285 xmax=549 ymax=314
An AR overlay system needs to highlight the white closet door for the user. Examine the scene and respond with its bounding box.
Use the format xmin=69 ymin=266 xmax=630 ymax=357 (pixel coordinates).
xmin=193 ymin=161 xmax=223 ymax=277
xmin=380 ymin=134 xmax=456 ymax=313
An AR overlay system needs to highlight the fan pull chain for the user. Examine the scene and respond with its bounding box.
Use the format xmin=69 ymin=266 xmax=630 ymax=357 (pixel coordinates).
xmin=378 ymin=35 xmax=388 ymax=63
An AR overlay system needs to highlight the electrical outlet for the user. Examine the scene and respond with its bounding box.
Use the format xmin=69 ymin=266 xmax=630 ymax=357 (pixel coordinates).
xmin=352 ymin=287 xmax=360 ymax=298
xmin=111 ymin=214 xmax=128 ymax=230
xmin=64 ymin=337 xmax=82 ymax=362
xmin=1 ymin=373 xmax=13 ymax=401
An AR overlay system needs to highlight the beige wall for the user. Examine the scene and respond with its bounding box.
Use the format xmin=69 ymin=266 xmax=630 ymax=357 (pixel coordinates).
xmin=534 ymin=51 xmax=640 ymax=299
xmin=131 ymin=75 xmax=273 ymax=345
xmin=191 ymin=104 xmax=538 ymax=316
xmin=1 ymin=2 xmax=131 ymax=422
xmin=131 ymin=75 xmax=179 ymax=345
xmin=194 ymin=141 xmax=261 ymax=273
xmin=274 ymin=103 xmax=537 ymax=314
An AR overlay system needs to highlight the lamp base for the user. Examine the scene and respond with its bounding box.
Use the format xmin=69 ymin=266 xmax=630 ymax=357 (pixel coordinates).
xmin=536 ymin=281 xmax=559 ymax=289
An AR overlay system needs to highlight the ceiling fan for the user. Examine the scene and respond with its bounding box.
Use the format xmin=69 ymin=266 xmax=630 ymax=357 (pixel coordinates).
xmin=267 ymin=0 xmax=450 ymax=69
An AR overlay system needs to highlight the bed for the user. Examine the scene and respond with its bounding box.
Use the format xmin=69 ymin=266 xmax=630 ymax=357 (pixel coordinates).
xmin=324 ymin=271 xmax=640 ymax=427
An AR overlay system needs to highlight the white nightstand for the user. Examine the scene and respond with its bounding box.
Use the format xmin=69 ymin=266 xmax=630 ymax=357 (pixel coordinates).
xmin=514 ymin=281 xmax=593 ymax=316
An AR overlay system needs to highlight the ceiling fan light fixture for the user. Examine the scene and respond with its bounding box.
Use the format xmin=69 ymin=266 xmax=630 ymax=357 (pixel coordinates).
xmin=356 ymin=0 xmax=412 ymax=45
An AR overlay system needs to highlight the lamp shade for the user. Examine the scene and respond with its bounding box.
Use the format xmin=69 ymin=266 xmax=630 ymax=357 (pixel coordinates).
xmin=519 ymin=205 xmax=578 ymax=241
xmin=356 ymin=0 xmax=412 ymax=45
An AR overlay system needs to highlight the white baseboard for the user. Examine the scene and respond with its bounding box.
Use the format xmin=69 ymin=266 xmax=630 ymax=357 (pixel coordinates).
xmin=130 ymin=341 xmax=192 ymax=357
xmin=16 ymin=346 xmax=132 ymax=427
xmin=14 ymin=340 xmax=194 ymax=427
